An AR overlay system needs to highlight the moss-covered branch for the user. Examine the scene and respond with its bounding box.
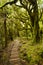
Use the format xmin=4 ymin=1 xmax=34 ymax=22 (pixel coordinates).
xmin=0 ymin=1 xmax=16 ymax=9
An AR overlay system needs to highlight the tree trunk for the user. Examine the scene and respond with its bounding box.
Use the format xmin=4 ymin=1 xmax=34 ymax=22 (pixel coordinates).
xmin=33 ymin=1 xmax=40 ymax=43
xmin=4 ymin=14 xmax=7 ymax=47
xmin=29 ymin=0 xmax=40 ymax=43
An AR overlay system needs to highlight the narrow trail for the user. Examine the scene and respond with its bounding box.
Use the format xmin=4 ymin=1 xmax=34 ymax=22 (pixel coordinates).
xmin=8 ymin=39 xmax=21 ymax=65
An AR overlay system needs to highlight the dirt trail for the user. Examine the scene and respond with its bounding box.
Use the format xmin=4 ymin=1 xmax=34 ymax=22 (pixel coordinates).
xmin=8 ymin=39 xmax=21 ymax=65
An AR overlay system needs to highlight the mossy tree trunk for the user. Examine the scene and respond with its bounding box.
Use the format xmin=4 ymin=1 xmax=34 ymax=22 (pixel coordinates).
xmin=4 ymin=14 xmax=7 ymax=47
xmin=30 ymin=0 xmax=40 ymax=43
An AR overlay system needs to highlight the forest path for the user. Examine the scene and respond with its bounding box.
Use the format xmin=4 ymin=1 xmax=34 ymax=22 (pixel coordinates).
xmin=8 ymin=39 xmax=21 ymax=65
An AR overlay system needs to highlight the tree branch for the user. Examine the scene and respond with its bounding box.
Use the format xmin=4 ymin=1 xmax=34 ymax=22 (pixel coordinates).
xmin=0 ymin=1 xmax=14 ymax=9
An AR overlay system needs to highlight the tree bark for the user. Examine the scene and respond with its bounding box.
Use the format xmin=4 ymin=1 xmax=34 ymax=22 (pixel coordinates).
xmin=32 ymin=1 xmax=40 ymax=43
xmin=28 ymin=0 xmax=40 ymax=43
xmin=4 ymin=14 xmax=7 ymax=47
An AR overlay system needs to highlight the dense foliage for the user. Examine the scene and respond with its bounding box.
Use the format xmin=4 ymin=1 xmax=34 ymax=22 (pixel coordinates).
xmin=0 ymin=0 xmax=43 ymax=65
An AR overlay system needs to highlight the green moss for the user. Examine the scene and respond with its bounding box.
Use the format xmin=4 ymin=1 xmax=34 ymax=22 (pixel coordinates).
xmin=20 ymin=40 xmax=43 ymax=65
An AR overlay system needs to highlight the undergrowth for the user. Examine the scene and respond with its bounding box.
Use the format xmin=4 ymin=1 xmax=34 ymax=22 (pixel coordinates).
xmin=19 ymin=39 xmax=43 ymax=65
